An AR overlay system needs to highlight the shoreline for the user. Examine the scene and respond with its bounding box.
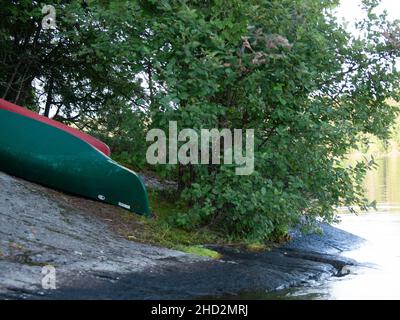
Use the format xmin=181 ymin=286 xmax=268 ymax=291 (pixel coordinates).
xmin=0 ymin=171 xmax=364 ymax=299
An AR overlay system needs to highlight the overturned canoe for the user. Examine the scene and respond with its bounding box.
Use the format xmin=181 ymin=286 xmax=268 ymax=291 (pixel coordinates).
xmin=0 ymin=99 xmax=111 ymax=157
xmin=0 ymin=108 xmax=150 ymax=216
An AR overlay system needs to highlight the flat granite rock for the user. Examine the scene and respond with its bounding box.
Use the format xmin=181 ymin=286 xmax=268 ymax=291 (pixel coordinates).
xmin=0 ymin=171 xmax=364 ymax=300
xmin=0 ymin=172 xmax=205 ymax=299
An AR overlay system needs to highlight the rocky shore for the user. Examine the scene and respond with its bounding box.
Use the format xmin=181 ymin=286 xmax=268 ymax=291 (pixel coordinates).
xmin=0 ymin=171 xmax=364 ymax=299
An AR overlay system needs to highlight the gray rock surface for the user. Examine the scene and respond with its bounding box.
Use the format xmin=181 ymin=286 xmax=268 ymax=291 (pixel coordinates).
xmin=0 ymin=172 xmax=205 ymax=299
xmin=0 ymin=171 xmax=364 ymax=300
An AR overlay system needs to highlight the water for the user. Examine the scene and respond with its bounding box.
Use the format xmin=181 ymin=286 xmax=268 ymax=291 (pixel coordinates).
xmin=254 ymin=155 xmax=400 ymax=300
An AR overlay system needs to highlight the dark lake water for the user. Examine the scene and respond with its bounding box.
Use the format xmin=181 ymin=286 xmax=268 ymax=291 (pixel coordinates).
xmin=244 ymin=155 xmax=400 ymax=299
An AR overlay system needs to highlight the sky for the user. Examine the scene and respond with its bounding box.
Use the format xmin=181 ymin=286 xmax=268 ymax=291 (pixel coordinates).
xmin=334 ymin=0 xmax=400 ymax=68
xmin=335 ymin=0 xmax=400 ymax=27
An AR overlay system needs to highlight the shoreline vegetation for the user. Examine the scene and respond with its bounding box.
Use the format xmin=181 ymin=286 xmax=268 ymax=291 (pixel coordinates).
xmin=2 ymin=1 xmax=400 ymax=244
xmin=122 ymin=111 xmax=400 ymax=256
xmin=111 ymin=186 xmax=271 ymax=259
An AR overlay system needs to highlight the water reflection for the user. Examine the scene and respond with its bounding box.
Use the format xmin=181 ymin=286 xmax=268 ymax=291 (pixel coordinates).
xmin=326 ymin=155 xmax=400 ymax=299
xmin=365 ymin=155 xmax=400 ymax=205
xmin=261 ymin=155 xmax=400 ymax=300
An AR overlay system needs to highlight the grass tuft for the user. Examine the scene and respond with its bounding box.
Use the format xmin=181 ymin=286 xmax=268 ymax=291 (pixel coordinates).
xmin=175 ymin=245 xmax=221 ymax=259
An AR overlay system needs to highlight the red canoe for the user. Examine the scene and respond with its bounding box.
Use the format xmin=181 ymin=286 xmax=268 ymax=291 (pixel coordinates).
xmin=0 ymin=99 xmax=111 ymax=156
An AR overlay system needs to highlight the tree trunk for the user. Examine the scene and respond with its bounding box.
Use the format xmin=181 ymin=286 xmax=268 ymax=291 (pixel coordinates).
xmin=44 ymin=77 xmax=54 ymax=117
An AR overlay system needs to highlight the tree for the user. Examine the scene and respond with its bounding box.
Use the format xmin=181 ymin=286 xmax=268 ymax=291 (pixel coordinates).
xmin=139 ymin=0 xmax=400 ymax=240
xmin=1 ymin=0 xmax=400 ymax=241
xmin=0 ymin=0 xmax=144 ymax=124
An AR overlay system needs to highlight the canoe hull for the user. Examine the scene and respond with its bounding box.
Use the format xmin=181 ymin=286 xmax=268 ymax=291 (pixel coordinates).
xmin=0 ymin=99 xmax=111 ymax=156
xmin=0 ymin=109 xmax=150 ymax=216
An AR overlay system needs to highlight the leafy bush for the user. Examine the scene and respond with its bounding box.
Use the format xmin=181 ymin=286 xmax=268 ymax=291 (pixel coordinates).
xmin=143 ymin=0 xmax=400 ymax=240
xmin=2 ymin=0 xmax=400 ymax=242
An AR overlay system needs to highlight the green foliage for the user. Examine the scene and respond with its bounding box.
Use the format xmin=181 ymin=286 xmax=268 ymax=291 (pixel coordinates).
xmin=2 ymin=0 xmax=400 ymax=242
xmin=0 ymin=0 xmax=145 ymax=123
xmin=140 ymin=0 xmax=400 ymax=241
xmin=125 ymin=190 xmax=220 ymax=249
xmin=174 ymin=245 xmax=221 ymax=259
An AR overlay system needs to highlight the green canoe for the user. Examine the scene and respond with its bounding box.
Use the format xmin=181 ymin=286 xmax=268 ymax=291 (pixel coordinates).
xmin=0 ymin=109 xmax=150 ymax=216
